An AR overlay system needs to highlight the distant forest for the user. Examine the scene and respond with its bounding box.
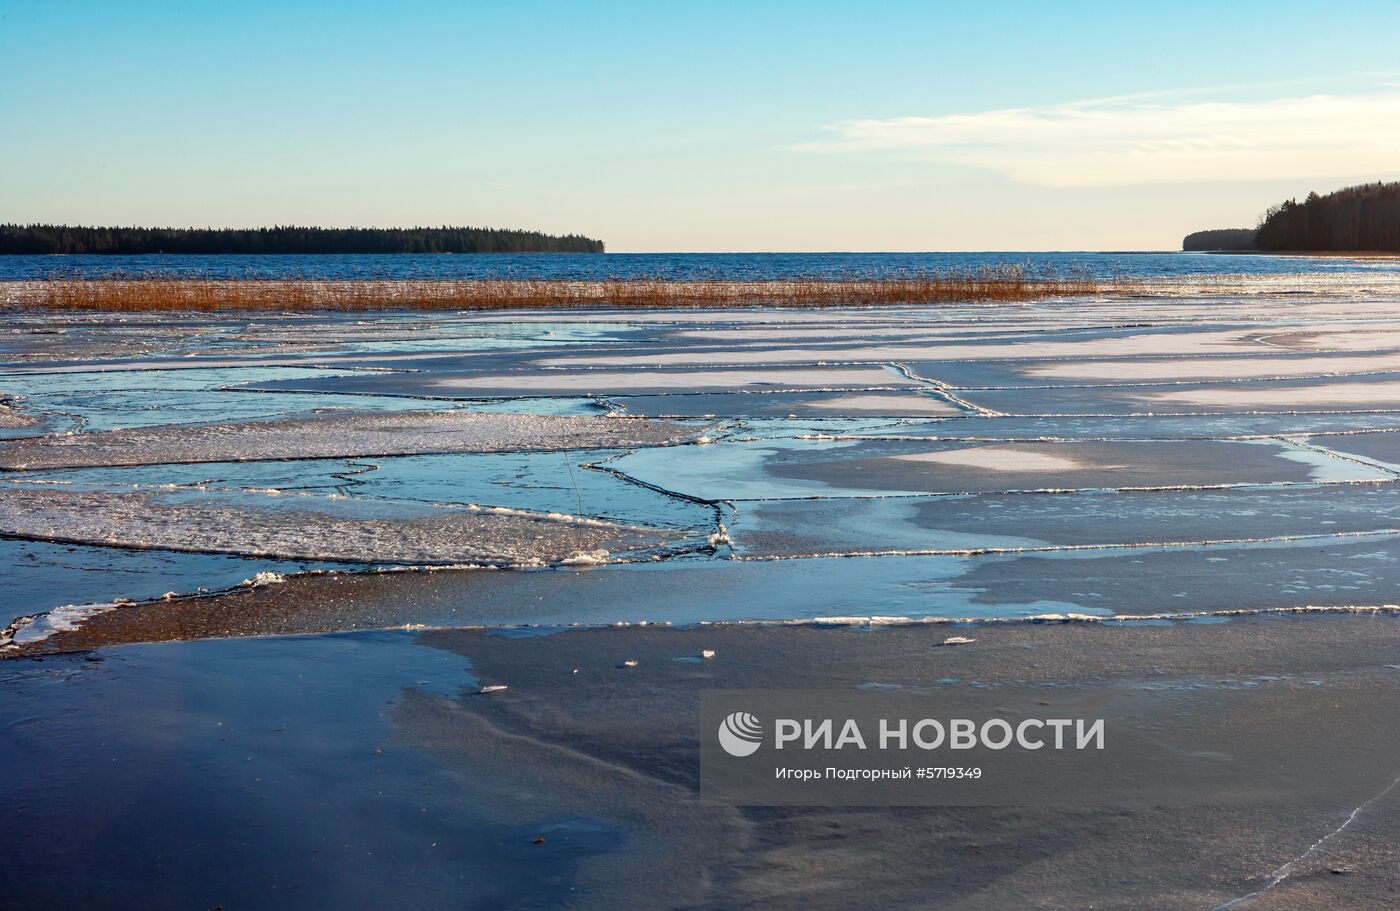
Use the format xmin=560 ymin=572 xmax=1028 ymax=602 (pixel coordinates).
xmin=1182 ymin=228 xmax=1257 ymax=251
xmin=1253 ymin=182 xmax=1400 ymax=251
xmin=0 ymin=224 xmax=605 ymax=255
xmin=1183 ymin=182 xmax=1400 ymax=253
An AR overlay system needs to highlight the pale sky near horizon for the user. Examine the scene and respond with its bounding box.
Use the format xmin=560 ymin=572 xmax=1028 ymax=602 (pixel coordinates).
xmin=4 ymin=1 xmax=1400 ymax=252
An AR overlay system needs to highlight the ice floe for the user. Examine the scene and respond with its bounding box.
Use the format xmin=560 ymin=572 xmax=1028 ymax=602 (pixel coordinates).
xmin=12 ymin=296 xmax=1400 ymax=648
xmin=0 ymin=488 xmax=692 ymax=566
xmin=430 ymin=366 xmax=912 ymax=393
xmin=0 ymin=410 xmax=700 ymax=469
xmin=802 ymin=392 xmax=962 ymax=416
xmin=890 ymin=447 xmax=1089 ymax=473
xmin=1149 ymin=378 xmax=1400 ymax=409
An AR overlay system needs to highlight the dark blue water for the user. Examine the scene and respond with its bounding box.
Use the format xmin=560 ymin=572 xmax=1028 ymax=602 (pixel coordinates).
xmin=4 ymin=251 xmax=1399 ymax=281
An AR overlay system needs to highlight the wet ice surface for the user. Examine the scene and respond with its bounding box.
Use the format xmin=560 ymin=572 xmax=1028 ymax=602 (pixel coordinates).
xmin=9 ymin=297 xmax=1400 ymax=647
xmin=0 ymin=409 xmax=697 ymax=469
xmin=0 ymin=632 xmax=636 ymax=910
xmin=610 ymin=436 xmax=1390 ymax=500
xmin=732 ymin=486 xmax=1400 ymax=558
xmin=0 ymin=486 xmax=693 ymax=566
xmin=0 ymin=537 xmax=332 ymax=617
xmin=0 ymin=366 xmax=468 ymax=433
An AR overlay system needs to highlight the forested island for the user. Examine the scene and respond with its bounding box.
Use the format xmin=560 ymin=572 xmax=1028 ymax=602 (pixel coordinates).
xmin=1184 ymin=182 xmax=1400 ymax=253
xmin=1182 ymin=228 xmax=1257 ymax=251
xmin=0 ymin=224 xmax=605 ymax=255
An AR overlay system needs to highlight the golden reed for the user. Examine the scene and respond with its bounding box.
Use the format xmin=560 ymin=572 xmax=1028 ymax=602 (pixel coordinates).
xmin=7 ymin=266 xmax=1106 ymax=312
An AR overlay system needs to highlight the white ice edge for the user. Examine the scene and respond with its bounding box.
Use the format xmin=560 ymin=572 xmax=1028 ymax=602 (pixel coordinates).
xmin=694 ymin=603 xmax=1400 ymax=627
xmin=730 ymin=527 xmax=1400 ymax=561
xmin=1 ymin=602 xmax=122 ymax=648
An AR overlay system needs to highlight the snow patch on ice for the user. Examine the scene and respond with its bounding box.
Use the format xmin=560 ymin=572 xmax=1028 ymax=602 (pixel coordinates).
xmin=890 ymin=447 xmax=1090 ymax=473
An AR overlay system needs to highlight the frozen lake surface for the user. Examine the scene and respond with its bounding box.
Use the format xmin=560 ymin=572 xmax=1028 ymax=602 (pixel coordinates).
xmin=6 ymin=293 xmax=1400 ymax=648
xmin=8 ymin=293 xmax=1400 ymax=910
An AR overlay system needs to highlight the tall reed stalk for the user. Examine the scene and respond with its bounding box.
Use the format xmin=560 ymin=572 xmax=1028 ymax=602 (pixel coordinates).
xmin=10 ymin=265 xmax=1108 ymax=312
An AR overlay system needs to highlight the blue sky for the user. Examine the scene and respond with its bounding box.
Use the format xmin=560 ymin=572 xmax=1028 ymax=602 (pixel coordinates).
xmin=4 ymin=1 xmax=1400 ymax=251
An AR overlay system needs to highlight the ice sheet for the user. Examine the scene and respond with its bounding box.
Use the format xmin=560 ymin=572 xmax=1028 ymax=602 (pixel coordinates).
xmin=540 ymin=328 xmax=1285 ymax=368
xmin=891 ymin=448 xmax=1088 ymax=472
xmin=430 ymin=366 xmax=912 ymax=393
xmin=1149 ymin=378 xmax=1400 ymax=409
xmin=11 ymin=299 xmax=1400 ymax=647
xmin=0 ymin=410 xmax=700 ymax=469
xmin=0 ymin=487 xmax=693 ymax=566
xmin=0 ymin=537 xmax=332 ymax=623
xmin=610 ymin=437 xmax=1389 ymax=501
xmin=1022 ymin=354 xmax=1400 ymax=383
xmin=729 ymin=485 xmax=1400 ymax=559
xmin=801 ymin=393 xmax=963 ymax=416
xmin=958 ymin=373 xmax=1400 ymax=416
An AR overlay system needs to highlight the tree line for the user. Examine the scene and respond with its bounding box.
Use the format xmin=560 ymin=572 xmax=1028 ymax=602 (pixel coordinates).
xmin=1182 ymin=228 xmax=1257 ymax=251
xmin=1184 ymin=182 xmax=1400 ymax=252
xmin=0 ymin=224 xmax=605 ymax=255
xmin=1252 ymin=182 xmax=1400 ymax=251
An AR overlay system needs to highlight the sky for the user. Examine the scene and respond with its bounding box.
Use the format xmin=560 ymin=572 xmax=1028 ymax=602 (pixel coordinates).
xmin=4 ymin=0 xmax=1400 ymax=252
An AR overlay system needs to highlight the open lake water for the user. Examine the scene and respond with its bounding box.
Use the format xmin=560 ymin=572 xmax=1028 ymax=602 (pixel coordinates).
xmin=5 ymin=250 xmax=1400 ymax=281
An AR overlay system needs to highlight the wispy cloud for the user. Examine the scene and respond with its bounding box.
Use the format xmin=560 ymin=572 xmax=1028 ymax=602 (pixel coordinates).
xmin=803 ymin=90 xmax=1400 ymax=188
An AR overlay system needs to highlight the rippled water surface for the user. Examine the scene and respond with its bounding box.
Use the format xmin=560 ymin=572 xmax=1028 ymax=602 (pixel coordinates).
xmin=5 ymin=250 xmax=1400 ymax=281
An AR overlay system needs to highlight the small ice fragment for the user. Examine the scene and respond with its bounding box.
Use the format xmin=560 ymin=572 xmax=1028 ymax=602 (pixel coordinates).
xmin=701 ymin=649 xmax=716 ymax=659
xmin=241 ymin=571 xmax=286 ymax=588
xmin=940 ymin=636 xmax=977 ymax=646
xmin=7 ymin=602 xmax=121 ymax=646
xmin=561 ymin=549 xmax=610 ymax=566
xmin=478 ymin=685 xmax=509 ymax=695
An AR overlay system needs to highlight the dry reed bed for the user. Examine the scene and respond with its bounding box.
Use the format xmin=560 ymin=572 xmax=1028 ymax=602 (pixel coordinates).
xmin=5 ymin=267 xmax=1108 ymax=312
